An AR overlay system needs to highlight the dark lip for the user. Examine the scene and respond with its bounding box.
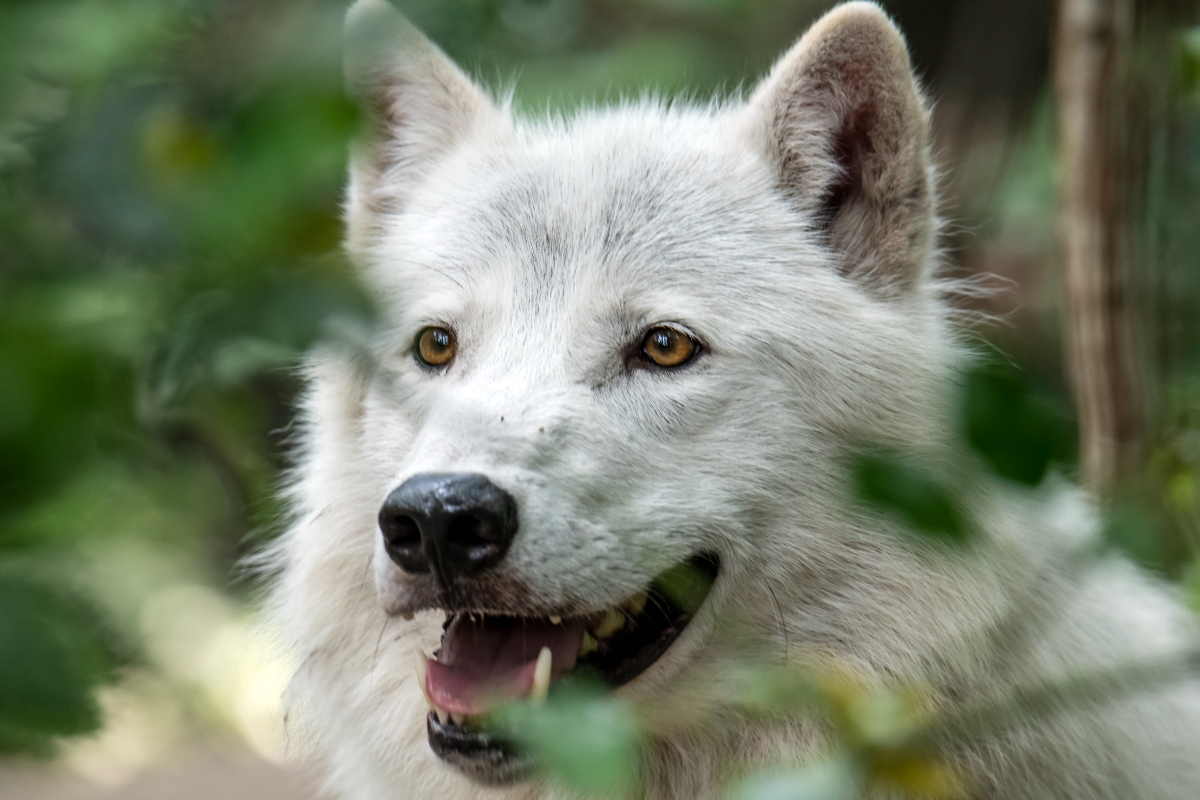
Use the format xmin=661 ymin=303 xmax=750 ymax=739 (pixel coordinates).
xmin=427 ymin=713 xmax=530 ymax=785
xmin=426 ymin=552 xmax=720 ymax=784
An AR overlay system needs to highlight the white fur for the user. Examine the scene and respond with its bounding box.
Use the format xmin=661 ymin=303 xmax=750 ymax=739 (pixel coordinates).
xmin=266 ymin=2 xmax=1200 ymax=798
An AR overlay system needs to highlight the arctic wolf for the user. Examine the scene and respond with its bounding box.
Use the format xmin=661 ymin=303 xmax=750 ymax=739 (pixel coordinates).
xmin=270 ymin=1 xmax=1200 ymax=798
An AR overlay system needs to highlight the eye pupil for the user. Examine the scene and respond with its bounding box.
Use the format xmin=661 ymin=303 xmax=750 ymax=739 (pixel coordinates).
xmin=416 ymin=327 xmax=456 ymax=367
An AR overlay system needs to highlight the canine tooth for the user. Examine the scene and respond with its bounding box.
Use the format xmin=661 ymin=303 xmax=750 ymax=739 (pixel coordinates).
xmin=531 ymin=646 xmax=552 ymax=706
xmin=578 ymin=631 xmax=598 ymax=657
xmin=622 ymin=592 xmax=648 ymax=616
xmin=436 ymin=708 xmax=449 ymax=725
xmin=450 ymin=712 xmax=465 ymax=726
xmin=414 ymin=652 xmax=434 ymax=710
xmin=549 ymin=615 xmax=562 ymax=625
xmin=593 ymin=608 xmax=625 ymax=638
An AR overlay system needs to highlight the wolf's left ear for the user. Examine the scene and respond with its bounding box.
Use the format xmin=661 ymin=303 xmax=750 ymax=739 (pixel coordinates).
xmin=742 ymin=2 xmax=934 ymax=298
xmin=343 ymin=0 xmax=506 ymax=252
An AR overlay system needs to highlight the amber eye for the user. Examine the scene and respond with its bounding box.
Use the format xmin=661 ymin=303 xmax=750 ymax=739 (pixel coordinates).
xmin=641 ymin=326 xmax=697 ymax=368
xmin=415 ymin=326 xmax=456 ymax=367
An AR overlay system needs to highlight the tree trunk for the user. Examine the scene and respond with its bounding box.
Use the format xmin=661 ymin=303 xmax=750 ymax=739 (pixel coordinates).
xmin=1055 ymin=0 xmax=1145 ymax=497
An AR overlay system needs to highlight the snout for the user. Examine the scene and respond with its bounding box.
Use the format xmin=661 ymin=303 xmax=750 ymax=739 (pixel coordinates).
xmin=378 ymin=473 xmax=519 ymax=587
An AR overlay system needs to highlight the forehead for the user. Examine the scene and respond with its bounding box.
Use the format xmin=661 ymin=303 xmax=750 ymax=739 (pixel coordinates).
xmin=375 ymin=106 xmax=812 ymax=312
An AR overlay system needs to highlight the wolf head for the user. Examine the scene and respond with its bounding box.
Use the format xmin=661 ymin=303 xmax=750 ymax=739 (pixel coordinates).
xmin=275 ymin=2 xmax=989 ymax=796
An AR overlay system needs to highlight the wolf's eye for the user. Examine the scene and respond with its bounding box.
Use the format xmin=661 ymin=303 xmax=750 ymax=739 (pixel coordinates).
xmin=641 ymin=326 xmax=697 ymax=368
xmin=415 ymin=326 xmax=456 ymax=367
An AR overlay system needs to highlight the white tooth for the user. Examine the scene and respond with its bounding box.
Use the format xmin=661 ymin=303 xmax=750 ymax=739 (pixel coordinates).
xmin=593 ymin=607 xmax=625 ymax=638
xmin=531 ymin=646 xmax=552 ymax=706
xmin=436 ymin=708 xmax=449 ymax=725
xmin=622 ymin=592 xmax=648 ymax=616
xmin=414 ymin=652 xmax=434 ymax=710
xmin=549 ymin=615 xmax=562 ymax=625
xmin=578 ymin=631 xmax=598 ymax=657
xmin=450 ymin=712 xmax=465 ymax=726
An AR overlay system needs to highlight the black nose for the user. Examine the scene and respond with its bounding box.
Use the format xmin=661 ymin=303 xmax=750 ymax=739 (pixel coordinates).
xmin=378 ymin=473 xmax=518 ymax=585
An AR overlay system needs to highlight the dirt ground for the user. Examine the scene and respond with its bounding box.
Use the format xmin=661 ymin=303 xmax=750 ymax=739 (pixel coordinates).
xmin=0 ymin=750 xmax=318 ymax=800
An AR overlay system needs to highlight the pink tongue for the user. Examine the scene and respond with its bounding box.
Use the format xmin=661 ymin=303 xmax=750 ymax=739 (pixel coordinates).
xmin=425 ymin=615 xmax=588 ymax=715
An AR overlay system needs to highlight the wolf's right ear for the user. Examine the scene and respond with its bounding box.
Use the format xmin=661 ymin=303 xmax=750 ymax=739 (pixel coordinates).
xmin=343 ymin=0 xmax=506 ymax=252
xmin=741 ymin=2 xmax=934 ymax=299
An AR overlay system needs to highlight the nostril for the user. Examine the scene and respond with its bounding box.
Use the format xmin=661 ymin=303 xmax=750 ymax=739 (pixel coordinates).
xmin=379 ymin=511 xmax=428 ymax=573
xmin=447 ymin=514 xmax=498 ymax=546
xmin=381 ymin=513 xmax=421 ymax=546
xmin=446 ymin=514 xmax=509 ymax=566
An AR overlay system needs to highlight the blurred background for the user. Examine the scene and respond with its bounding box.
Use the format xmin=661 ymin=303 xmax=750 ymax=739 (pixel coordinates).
xmin=1 ymin=0 xmax=1198 ymax=798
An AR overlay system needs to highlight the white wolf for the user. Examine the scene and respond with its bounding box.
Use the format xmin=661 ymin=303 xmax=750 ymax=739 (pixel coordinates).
xmin=268 ymin=1 xmax=1200 ymax=798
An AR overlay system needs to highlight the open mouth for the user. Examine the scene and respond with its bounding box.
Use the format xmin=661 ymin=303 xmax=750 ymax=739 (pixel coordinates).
xmin=418 ymin=553 xmax=719 ymax=783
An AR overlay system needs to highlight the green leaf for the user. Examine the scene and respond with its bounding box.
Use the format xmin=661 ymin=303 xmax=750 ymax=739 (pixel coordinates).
xmin=852 ymin=452 xmax=968 ymax=543
xmin=495 ymin=680 xmax=641 ymax=798
xmin=962 ymin=363 xmax=1068 ymax=486
xmin=1103 ymin=501 xmax=1167 ymax=575
xmin=0 ymin=576 xmax=118 ymax=753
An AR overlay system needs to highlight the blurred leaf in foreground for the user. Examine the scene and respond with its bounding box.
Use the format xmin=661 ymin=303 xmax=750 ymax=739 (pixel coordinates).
xmin=495 ymin=679 xmax=641 ymax=798
xmin=730 ymin=760 xmax=860 ymax=800
xmin=1103 ymin=499 xmax=1168 ymax=574
xmin=868 ymin=756 xmax=962 ymax=800
xmin=962 ymin=362 xmax=1071 ymax=487
xmin=851 ymin=452 xmax=968 ymax=544
xmin=1180 ymin=26 xmax=1200 ymax=103
xmin=0 ymin=575 xmax=119 ymax=754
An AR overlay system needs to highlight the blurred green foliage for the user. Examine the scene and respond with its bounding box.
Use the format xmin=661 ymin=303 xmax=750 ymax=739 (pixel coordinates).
xmin=852 ymin=452 xmax=968 ymax=544
xmin=0 ymin=0 xmax=844 ymax=756
xmin=963 ymin=361 xmax=1074 ymax=487
xmin=850 ymin=358 xmax=1075 ymax=548
xmin=0 ymin=577 xmax=119 ymax=754
xmin=498 ymin=679 xmax=642 ymax=798
xmin=0 ymin=0 xmax=371 ymax=753
xmin=490 ymin=649 xmax=971 ymax=799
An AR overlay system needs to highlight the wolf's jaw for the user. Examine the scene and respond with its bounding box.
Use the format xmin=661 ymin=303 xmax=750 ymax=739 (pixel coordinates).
xmin=418 ymin=553 xmax=719 ymax=768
